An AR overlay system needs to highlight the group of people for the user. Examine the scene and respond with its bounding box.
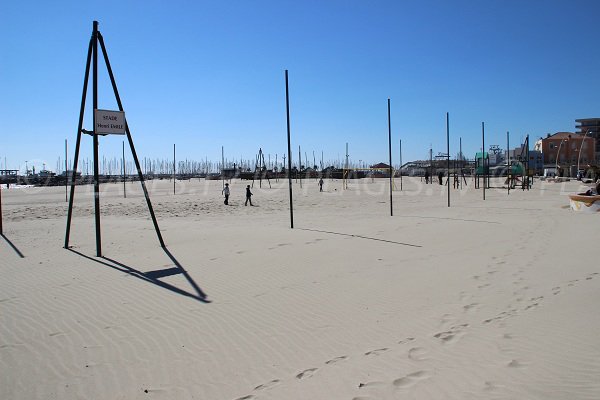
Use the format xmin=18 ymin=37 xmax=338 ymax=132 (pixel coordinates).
xmin=222 ymin=178 xmax=326 ymax=205
xmin=222 ymin=183 xmax=253 ymax=206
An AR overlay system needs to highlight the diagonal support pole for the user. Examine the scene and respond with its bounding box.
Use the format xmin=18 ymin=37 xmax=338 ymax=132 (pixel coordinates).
xmin=65 ymin=35 xmax=94 ymax=249
xmin=98 ymin=32 xmax=165 ymax=248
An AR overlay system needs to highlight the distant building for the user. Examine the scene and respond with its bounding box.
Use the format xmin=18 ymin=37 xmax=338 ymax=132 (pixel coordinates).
xmin=575 ymin=118 xmax=600 ymax=164
xmin=537 ymin=132 xmax=596 ymax=176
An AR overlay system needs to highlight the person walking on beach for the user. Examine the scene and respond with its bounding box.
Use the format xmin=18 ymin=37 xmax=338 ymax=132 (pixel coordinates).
xmin=222 ymin=183 xmax=230 ymax=205
xmin=424 ymin=170 xmax=430 ymax=184
xmin=319 ymin=178 xmax=324 ymax=192
xmin=245 ymin=185 xmax=253 ymax=206
xmin=438 ymin=171 xmax=443 ymax=185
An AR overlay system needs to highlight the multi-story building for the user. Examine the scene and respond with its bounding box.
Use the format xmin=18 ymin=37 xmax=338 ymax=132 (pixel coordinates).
xmin=575 ymin=118 xmax=600 ymax=164
xmin=538 ymin=132 xmax=596 ymax=176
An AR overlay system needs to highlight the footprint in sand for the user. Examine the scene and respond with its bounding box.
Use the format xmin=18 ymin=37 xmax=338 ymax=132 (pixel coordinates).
xmin=325 ymin=356 xmax=348 ymax=365
xmin=365 ymin=348 xmax=389 ymax=356
xmin=463 ymin=303 xmax=479 ymax=312
xmin=552 ymin=286 xmax=561 ymax=295
xmin=296 ymin=368 xmax=318 ymax=380
xmin=408 ymin=347 xmax=428 ymax=361
xmin=434 ymin=324 xmax=469 ymax=344
xmin=253 ymin=379 xmax=280 ymax=391
xmin=233 ymin=395 xmax=255 ymax=400
xmin=392 ymin=370 xmax=431 ymax=388
xmin=398 ymin=337 xmax=415 ymax=344
xmin=507 ymin=359 xmax=527 ymax=368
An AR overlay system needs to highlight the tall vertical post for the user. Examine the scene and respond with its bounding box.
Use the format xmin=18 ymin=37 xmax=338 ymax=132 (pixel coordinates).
xmin=0 ymin=179 xmax=3 ymax=234
xmin=387 ymin=99 xmax=393 ymax=216
xmin=0 ymin=181 xmax=2 ymax=234
xmin=298 ymin=145 xmax=302 ymax=188
xmin=122 ymin=140 xmax=126 ymax=198
xmin=173 ymin=143 xmax=176 ymax=195
xmin=64 ymin=28 xmax=93 ymax=249
xmin=221 ymin=146 xmax=225 ymax=189
xmin=344 ymin=142 xmax=349 ymax=189
xmin=507 ymin=131 xmax=510 ymax=195
xmin=92 ymin=20 xmax=102 ymax=257
xmin=446 ymin=112 xmax=450 ymax=207
xmin=65 ymin=139 xmax=68 ymax=202
xmin=429 ymin=145 xmax=433 ymax=184
xmin=526 ymin=134 xmax=530 ymax=190
xmin=482 ymin=122 xmax=486 ymax=201
xmin=399 ymin=139 xmax=403 ymax=191
xmin=459 ymin=137 xmax=463 ymax=189
xmin=285 ymin=70 xmax=294 ymax=229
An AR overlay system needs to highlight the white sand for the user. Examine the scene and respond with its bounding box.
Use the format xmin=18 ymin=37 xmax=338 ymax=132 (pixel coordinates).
xmin=1 ymin=177 xmax=599 ymax=399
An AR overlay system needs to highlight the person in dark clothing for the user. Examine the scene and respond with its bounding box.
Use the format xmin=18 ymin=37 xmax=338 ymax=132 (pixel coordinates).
xmin=319 ymin=178 xmax=324 ymax=192
xmin=424 ymin=170 xmax=430 ymax=184
xmin=245 ymin=185 xmax=253 ymax=206
xmin=222 ymin=183 xmax=230 ymax=205
xmin=438 ymin=171 xmax=443 ymax=185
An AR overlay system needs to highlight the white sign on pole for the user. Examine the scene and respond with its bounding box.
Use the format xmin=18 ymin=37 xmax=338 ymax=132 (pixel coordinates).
xmin=94 ymin=109 xmax=126 ymax=135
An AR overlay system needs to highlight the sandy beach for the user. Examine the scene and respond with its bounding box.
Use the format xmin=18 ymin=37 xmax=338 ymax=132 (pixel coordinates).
xmin=1 ymin=177 xmax=599 ymax=399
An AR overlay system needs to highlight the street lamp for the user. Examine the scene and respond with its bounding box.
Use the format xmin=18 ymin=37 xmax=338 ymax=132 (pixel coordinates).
xmin=577 ymin=130 xmax=593 ymax=176
xmin=555 ymin=138 xmax=568 ymax=177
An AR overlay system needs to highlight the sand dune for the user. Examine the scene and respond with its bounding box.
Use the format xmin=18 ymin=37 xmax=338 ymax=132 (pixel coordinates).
xmin=1 ymin=177 xmax=599 ymax=399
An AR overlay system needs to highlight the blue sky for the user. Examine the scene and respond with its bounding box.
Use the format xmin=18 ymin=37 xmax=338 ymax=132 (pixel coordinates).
xmin=1 ymin=0 xmax=599 ymax=173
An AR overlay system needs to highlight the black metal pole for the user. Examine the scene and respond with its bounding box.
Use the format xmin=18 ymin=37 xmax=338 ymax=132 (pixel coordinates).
xmin=446 ymin=112 xmax=450 ymax=207
xmin=399 ymin=138 xmax=403 ymax=191
xmin=298 ymin=145 xmax=302 ymax=188
xmin=64 ymin=34 xmax=93 ymax=249
xmin=388 ymin=99 xmax=393 ymax=216
xmin=482 ymin=121 xmax=486 ymax=201
xmin=0 ymin=178 xmax=3 ymax=234
xmin=65 ymin=139 xmax=68 ymax=202
xmin=459 ymin=137 xmax=463 ymax=189
xmin=173 ymin=143 xmax=176 ymax=195
xmin=122 ymin=140 xmax=126 ymax=198
xmin=285 ymin=70 xmax=294 ymax=229
xmin=92 ymin=21 xmax=102 ymax=257
xmin=507 ymin=131 xmax=510 ymax=196
xmin=98 ymin=32 xmax=165 ymax=248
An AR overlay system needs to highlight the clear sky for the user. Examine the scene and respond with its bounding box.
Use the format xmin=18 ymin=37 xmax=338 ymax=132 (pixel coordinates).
xmin=1 ymin=0 xmax=599 ymax=174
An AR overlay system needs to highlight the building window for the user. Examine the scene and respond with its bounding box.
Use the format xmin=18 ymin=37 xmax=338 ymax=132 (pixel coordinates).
xmin=549 ymin=143 xmax=555 ymax=149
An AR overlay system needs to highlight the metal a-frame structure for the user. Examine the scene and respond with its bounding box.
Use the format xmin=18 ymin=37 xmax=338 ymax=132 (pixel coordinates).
xmin=64 ymin=21 xmax=165 ymax=256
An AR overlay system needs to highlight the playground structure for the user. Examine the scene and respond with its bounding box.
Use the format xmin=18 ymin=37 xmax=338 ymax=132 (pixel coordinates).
xmin=475 ymin=135 xmax=533 ymax=192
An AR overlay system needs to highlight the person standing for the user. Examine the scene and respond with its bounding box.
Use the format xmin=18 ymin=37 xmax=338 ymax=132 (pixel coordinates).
xmin=245 ymin=185 xmax=253 ymax=206
xmin=222 ymin=182 xmax=230 ymax=205
xmin=319 ymin=178 xmax=324 ymax=192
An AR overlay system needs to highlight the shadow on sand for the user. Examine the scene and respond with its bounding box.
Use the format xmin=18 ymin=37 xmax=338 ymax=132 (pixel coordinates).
xmin=1 ymin=234 xmax=25 ymax=258
xmin=296 ymin=228 xmax=422 ymax=248
xmin=67 ymin=247 xmax=210 ymax=303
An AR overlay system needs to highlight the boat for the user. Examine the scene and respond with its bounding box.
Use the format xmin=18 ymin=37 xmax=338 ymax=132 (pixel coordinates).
xmin=568 ymin=193 xmax=600 ymax=212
